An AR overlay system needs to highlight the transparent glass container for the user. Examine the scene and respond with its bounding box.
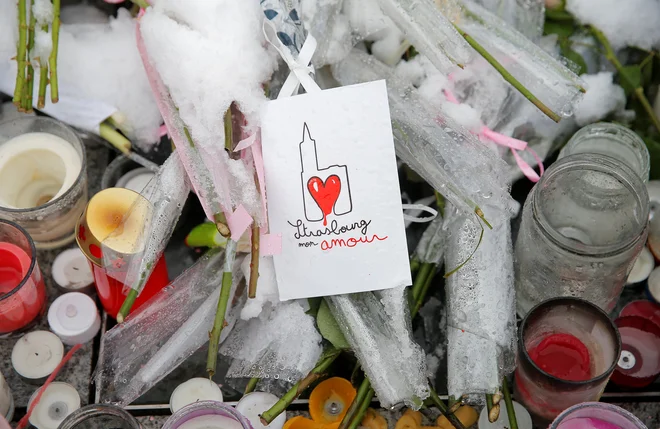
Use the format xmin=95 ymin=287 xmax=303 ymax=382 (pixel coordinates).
xmin=515 ymin=298 xmax=621 ymax=423
xmin=57 ymin=404 xmax=141 ymax=429
xmin=0 ymin=117 xmax=87 ymax=249
xmin=549 ymin=402 xmax=647 ymax=429
xmin=515 ymin=154 xmax=649 ymax=316
xmin=559 ymin=123 xmax=650 ymax=183
xmin=162 ymin=400 xmax=253 ymax=429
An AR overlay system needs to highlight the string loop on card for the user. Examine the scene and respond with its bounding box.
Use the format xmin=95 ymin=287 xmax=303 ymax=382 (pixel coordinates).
xmin=402 ymin=204 xmax=438 ymax=223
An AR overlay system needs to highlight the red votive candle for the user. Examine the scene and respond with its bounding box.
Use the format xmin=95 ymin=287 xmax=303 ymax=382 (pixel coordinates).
xmin=0 ymin=220 xmax=47 ymax=336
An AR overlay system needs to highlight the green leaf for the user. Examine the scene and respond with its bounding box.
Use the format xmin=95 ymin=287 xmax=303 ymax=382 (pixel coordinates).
xmin=619 ymin=65 xmax=642 ymax=96
xmin=559 ymin=42 xmax=587 ymax=75
xmin=545 ymin=8 xmax=573 ymax=22
xmin=317 ymin=299 xmax=350 ymax=349
xmin=544 ymin=21 xmax=574 ymax=39
xmin=306 ymin=297 xmax=323 ymax=317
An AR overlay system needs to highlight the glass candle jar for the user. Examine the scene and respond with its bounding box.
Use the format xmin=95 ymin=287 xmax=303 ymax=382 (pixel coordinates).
xmin=0 ymin=117 xmax=87 ymax=249
xmin=515 ymin=298 xmax=621 ymax=423
xmin=515 ymin=154 xmax=649 ymax=316
xmin=162 ymin=400 xmax=253 ymax=429
xmin=559 ymin=123 xmax=650 ymax=183
xmin=549 ymin=402 xmax=647 ymax=429
xmin=0 ymin=219 xmax=47 ymax=337
xmin=57 ymin=404 xmax=141 ymax=429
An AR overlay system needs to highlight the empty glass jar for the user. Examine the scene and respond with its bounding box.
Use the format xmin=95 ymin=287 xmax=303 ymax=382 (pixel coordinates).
xmin=559 ymin=123 xmax=650 ymax=183
xmin=57 ymin=404 xmax=141 ymax=429
xmin=515 ymin=154 xmax=649 ymax=316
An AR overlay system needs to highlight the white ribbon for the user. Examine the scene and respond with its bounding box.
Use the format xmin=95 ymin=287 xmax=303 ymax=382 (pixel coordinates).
xmin=402 ymin=203 xmax=438 ymax=224
xmin=262 ymin=19 xmax=321 ymax=99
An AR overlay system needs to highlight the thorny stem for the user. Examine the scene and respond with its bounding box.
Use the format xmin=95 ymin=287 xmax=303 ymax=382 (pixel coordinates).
xmin=429 ymin=388 xmax=466 ymax=429
xmin=347 ymin=389 xmax=375 ymax=429
xmin=13 ymin=0 xmax=27 ymax=108
xmin=590 ymin=26 xmax=660 ymax=135
xmin=248 ymin=225 xmax=260 ymax=298
xmin=244 ymin=377 xmax=259 ymax=395
xmin=206 ymin=240 xmax=236 ymax=378
xmin=502 ymin=378 xmax=518 ymax=429
xmin=99 ymin=122 xmax=132 ymax=154
xmin=338 ymin=378 xmax=371 ymax=429
xmin=24 ymin=0 xmax=35 ymax=112
xmin=48 ymin=0 xmax=60 ymax=103
xmin=260 ymin=347 xmax=341 ymax=425
xmin=37 ymin=23 xmax=48 ymax=109
xmin=453 ymin=24 xmax=561 ymax=122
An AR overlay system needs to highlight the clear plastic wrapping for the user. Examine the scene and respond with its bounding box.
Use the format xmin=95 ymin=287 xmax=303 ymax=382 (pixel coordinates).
xmin=414 ymin=215 xmax=446 ymax=265
xmin=472 ymin=0 xmax=545 ymax=43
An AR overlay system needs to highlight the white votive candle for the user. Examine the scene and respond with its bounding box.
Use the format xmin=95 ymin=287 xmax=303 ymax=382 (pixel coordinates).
xmin=235 ymin=392 xmax=286 ymax=429
xmin=48 ymin=292 xmax=101 ymax=345
xmin=0 ymin=371 xmax=14 ymax=421
xmin=52 ymin=248 xmax=94 ymax=293
xmin=477 ymin=401 xmax=533 ymax=429
xmin=170 ymin=378 xmax=224 ymax=413
xmin=27 ymin=382 xmax=81 ymax=429
xmin=11 ymin=331 xmax=64 ymax=382
xmin=116 ymin=168 xmax=155 ymax=194
xmin=177 ymin=414 xmax=245 ymax=429
xmin=0 ymin=132 xmax=81 ymax=209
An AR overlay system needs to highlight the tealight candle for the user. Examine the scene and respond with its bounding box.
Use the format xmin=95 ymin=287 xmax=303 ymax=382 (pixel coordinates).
xmin=48 ymin=292 xmax=101 ymax=345
xmin=0 ymin=117 xmax=88 ymax=249
xmin=235 ymin=392 xmax=286 ymax=429
xmin=27 ymin=382 xmax=81 ymax=429
xmin=116 ymin=167 xmax=155 ymax=193
xmin=478 ymin=401 xmax=533 ymax=429
xmin=51 ymin=248 xmax=94 ymax=294
xmin=11 ymin=331 xmax=64 ymax=383
xmin=170 ymin=378 xmax=224 ymax=413
xmin=162 ymin=401 xmax=253 ymax=429
xmin=0 ymin=371 xmax=14 ymax=421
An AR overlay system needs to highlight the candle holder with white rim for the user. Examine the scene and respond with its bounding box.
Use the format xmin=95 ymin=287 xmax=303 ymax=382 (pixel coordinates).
xmin=549 ymin=402 xmax=648 ymax=429
xmin=0 ymin=117 xmax=88 ymax=249
xmin=57 ymin=404 xmax=141 ymax=429
xmin=101 ymin=155 xmax=157 ymax=194
xmin=162 ymin=400 xmax=254 ymax=429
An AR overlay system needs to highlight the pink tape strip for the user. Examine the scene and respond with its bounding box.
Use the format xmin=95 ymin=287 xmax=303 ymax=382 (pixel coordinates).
xmin=260 ymin=233 xmax=282 ymax=256
xmin=226 ymin=205 xmax=253 ymax=242
xmin=234 ymin=133 xmax=257 ymax=152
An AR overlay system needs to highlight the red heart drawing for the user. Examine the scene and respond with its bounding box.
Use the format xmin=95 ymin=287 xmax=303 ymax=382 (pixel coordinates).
xmin=307 ymin=175 xmax=341 ymax=226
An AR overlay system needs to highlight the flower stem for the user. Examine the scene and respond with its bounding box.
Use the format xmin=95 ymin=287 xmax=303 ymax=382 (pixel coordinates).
xmin=37 ymin=23 xmax=48 ymax=109
xmin=116 ymin=289 xmax=138 ymax=324
xmin=244 ymin=377 xmax=259 ymax=395
xmin=24 ymin=0 xmax=35 ymax=112
xmin=99 ymin=122 xmax=132 ymax=154
xmin=48 ymin=0 xmax=60 ymax=103
xmin=453 ymin=24 xmax=561 ymax=122
xmin=411 ymin=262 xmax=433 ymax=302
xmin=413 ymin=265 xmax=436 ymax=315
xmin=260 ymin=347 xmax=341 ymax=425
xmin=590 ymin=26 xmax=660 ymax=134
xmin=430 ymin=388 xmax=466 ymax=429
xmin=347 ymin=388 xmax=374 ymax=429
xmin=502 ymin=378 xmax=518 ymax=429
xmin=248 ymin=225 xmax=260 ymax=298
xmin=206 ymin=240 xmax=236 ymax=378
xmin=13 ymin=0 xmax=27 ymax=108
xmin=128 ymin=0 xmax=150 ymax=9
xmin=338 ymin=378 xmax=371 ymax=429
xmin=485 ymin=393 xmax=500 ymax=422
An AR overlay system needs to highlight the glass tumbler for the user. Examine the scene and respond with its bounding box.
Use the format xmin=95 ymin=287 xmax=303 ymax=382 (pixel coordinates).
xmin=515 ymin=154 xmax=649 ymax=316
xmin=57 ymin=404 xmax=141 ymax=429
xmin=559 ymin=123 xmax=650 ymax=182
xmin=515 ymin=298 xmax=621 ymax=423
xmin=0 ymin=219 xmax=47 ymax=337
xmin=549 ymin=402 xmax=648 ymax=429
xmin=162 ymin=400 xmax=253 ymax=429
xmin=0 ymin=116 xmax=87 ymax=249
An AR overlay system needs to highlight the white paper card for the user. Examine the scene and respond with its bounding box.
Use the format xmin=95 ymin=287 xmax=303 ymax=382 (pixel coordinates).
xmin=261 ymin=80 xmax=411 ymax=300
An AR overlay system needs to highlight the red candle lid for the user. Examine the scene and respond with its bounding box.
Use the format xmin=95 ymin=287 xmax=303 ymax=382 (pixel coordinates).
xmin=610 ymin=316 xmax=660 ymax=388
xmin=619 ymin=300 xmax=660 ymax=328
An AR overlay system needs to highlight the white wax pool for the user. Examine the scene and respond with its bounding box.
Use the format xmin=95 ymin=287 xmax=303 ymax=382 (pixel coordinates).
xmin=177 ymin=414 xmax=245 ymax=429
xmin=0 ymin=132 xmax=81 ymax=209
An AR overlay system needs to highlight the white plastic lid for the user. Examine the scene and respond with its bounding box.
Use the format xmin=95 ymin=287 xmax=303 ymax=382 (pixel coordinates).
xmin=52 ymin=248 xmax=94 ymax=290
xmin=170 ymin=378 xmax=224 ymax=413
xmin=236 ymin=392 xmax=285 ymax=429
xmin=116 ymin=168 xmax=155 ymax=193
xmin=11 ymin=331 xmax=64 ymax=379
xmin=28 ymin=382 xmax=81 ymax=429
xmin=48 ymin=292 xmax=101 ymax=346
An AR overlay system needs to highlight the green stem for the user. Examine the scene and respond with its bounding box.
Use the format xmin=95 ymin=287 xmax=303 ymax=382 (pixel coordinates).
xmin=453 ymin=23 xmax=561 ymax=122
xmin=48 ymin=0 xmax=60 ymax=103
xmin=24 ymin=0 xmax=35 ymax=112
xmin=206 ymin=241 xmax=237 ymax=377
xmin=411 ymin=262 xmax=433 ymax=302
xmin=13 ymin=0 xmax=27 ymax=108
xmin=430 ymin=388 xmax=466 ymax=429
xmin=347 ymin=389 xmax=374 ymax=429
xmin=338 ymin=378 xmax=371 ymax=429
xmin=590 ymin=26 xmax=660 ymax=134
xmin=128 ymin=0 xmax=150 ymax=9
xmin=244 ymin=377 xmax=259 ymax=395
xmin=413 ymin=264 xmax=436 ymax=315
xmin=100 ymin=122 xmax=132 ymax=154
xmin=37 ymin=23 xmax=47 ymax=109
xmin=260 ymin=348 xmax=341 ymax=425
xmin=486 ymin=393 xmax=493 ymax=414
xmin=116 ymin=289 xmax=138 ymax=324
xmin=248 ymin=225 xmax=260 ymax=299
xmin=502 ymin=378 xmax=518 ymax=429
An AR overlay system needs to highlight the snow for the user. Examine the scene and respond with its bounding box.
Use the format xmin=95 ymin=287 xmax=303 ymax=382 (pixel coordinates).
xmin=573 ymin=72 xmax=626 ymax=126
xmin=33 ymin=0 xmax=53 ymax=24
xmin=566 ymin=0 xmax=660 ymax=50
xmin=239 ymin=256 xmax=280 ymax=320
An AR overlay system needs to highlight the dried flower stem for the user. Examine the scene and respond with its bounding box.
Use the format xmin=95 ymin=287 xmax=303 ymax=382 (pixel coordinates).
xmin=24 ymin=0 xmax=35 ymax=112
xmin=37 ymin=23 xmax=48 ymax=109
xmin=260 ymin=347 xmax=341 ymax=425
xmin=485 ymin=393 xmax=500 ymax=423
xmin=502 ymin=378 xmax=518 ymax=429
xmin=48 ymin=0 xmax=60 ymax=103
xmin=248 ymin=225 xmax=260 ymax=298
xmin=13 ymin=0 xmax=28 ymax=108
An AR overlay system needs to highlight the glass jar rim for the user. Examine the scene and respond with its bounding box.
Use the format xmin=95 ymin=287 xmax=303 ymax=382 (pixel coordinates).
xmin=162 ymin=400 xmax=253 ymax=429
xmin=0 ymin=116 xmax=87 ymax=213
xmin=55 ymin=403 xmax=141 ymax=429
xmin=0 ymin=219 xmax=37 ymax=302
xmin=549 ymin=401 xmax=647 ymax=429
xmin=532 ymin=153 xmax=649 ymax=257
xmin=519 ymin=297 xmax=622 ymax=387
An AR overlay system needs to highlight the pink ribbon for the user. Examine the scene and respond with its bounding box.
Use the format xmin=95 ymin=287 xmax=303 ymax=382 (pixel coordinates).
xmin=442 ymin=89 xmax=544 ymax=182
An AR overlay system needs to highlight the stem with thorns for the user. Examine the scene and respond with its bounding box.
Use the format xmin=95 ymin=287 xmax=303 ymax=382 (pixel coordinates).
xmin=24 ymin=0 xmax=35 ymax=112
xmin=453 ymin=24 xmax=561 ymax=122
xmin=260 ymin=348 xmax=341 ymax=425
xmin=48 ymin=0 xmax=60 ymax=103
xmin=429 ymin=388 xmax=466 ymax=429
xmin=37 ymin=22 xmax=48 ymax=109
xmin=590 ymin=26 xmax=660 ymax=134
xmin=248 ymin=225 xmax=260 ymax=298
xmin=13 ymin=0 xmax=28 ymax=108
